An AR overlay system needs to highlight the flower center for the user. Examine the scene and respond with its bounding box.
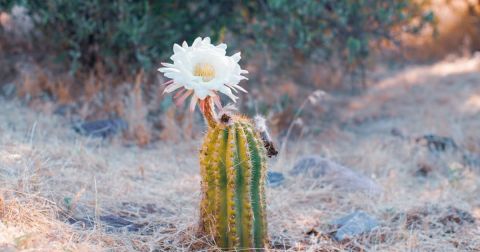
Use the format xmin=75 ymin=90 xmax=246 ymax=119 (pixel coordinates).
xmin=194 ymin=63 xmax=215 ymax=82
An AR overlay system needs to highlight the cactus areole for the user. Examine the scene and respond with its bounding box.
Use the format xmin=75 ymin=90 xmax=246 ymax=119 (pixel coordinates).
xmin=159 ymin=37 xmax=274 ymax=250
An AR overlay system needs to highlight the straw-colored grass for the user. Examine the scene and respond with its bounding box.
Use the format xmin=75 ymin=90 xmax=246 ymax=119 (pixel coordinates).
xmin=1 ymin=56 xmax=480 ymax=251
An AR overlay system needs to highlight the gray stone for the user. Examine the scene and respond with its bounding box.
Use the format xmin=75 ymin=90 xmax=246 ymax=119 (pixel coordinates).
xmin=289 ymin=155 xmax=382 ymax=195
xmin=1 ymin=83 xmax=16 ymax=98
xmin=415 ymin=134 xmax=457 ymax=152
xmin=332 ymin=211 xmax=379 ymax=241
xmin=267 ymin=171 xmax=285 ymax=187
xmin=72 ymin=118 xmax=128 ymax=138
xmin=463 ymin=152 xmax=480 ymax=170
xmin=54 ymin=104 xmax=77 ymax=116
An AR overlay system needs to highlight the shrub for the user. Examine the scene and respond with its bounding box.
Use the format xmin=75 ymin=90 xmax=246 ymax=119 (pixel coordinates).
xmin=0 ymin=0 xmax=433 ymax=84
xmin=235 ymin=0 xmax=434 ymax=82
xmin=0 ymin=1 xmax=241 ymax=75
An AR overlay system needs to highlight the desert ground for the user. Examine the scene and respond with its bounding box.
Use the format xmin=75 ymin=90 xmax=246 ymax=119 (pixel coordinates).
xmin=1 ymin=56 xmax=480 ymax=251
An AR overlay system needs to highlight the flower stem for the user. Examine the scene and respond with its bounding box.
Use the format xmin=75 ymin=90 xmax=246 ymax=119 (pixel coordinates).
xmin=202 ymin=97 xmax=217 ymax=128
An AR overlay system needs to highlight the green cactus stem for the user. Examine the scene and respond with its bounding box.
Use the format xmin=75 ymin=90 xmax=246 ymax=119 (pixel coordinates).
xmin=199 ymin=98 xmax=268 ymax=251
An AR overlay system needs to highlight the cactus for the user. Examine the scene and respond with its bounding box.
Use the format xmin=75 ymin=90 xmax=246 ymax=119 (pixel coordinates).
xmin=199 ymin=99 xmax=268 ymax=250
xmin=158 ymin=37 xmax=275 ymax=251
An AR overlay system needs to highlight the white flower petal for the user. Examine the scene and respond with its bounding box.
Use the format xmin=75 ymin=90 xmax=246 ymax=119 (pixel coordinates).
xmin=218 ymin=85 xmax=238 ymax=102
xmin=232 ymin=52 xmax=241 ymax=63
xmin=216 ymin=43 xmax=227 ymax=50
xmin=195 ymin=86 xmax=210 ymax=99
xmin=230 ymin=84 xmax=248 ymax=93
xmin=192 ymin=37 xmax=202 ymax=47
xmin=173 ymin=43 xmax=183 ymax=54
xmin=158 ymin=66 xmax=180 ymax=72
xmin=161 ymin=62 xmax=176 ymax=68
xmin=159 ymin=37 xmax=248 ymax=109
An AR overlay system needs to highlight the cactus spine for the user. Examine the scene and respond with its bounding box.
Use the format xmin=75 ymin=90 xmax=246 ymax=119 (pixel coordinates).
xmin=199 ymin=98 xmax=268 ymax=250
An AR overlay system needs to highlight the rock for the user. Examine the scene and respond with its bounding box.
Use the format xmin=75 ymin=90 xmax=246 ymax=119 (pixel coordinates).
xmin=267 ymin=171 xmax=285 ymax=187
xmin=67 ymin=216 xmax=95 ymax=229
xmin=119 ymin=202 xmax=173 ymax=218
xmin=53 ymin=104 xmax=76 ymax=116
xmin=68 ymin=214 xmax=147 ymax=233
xmin=1 ymin=83 xmax=16 ymax=98
xmin=390 ymin=127 xmax=405 ymax=138
xmin=99 ymin=214 xmax=147 ymax=233
xmin=331 ymin=211 xmax=379 ymax=241
xmin=67 ymin=214 xmax=165 ymax=235
xmin=415 ymin=162 xmax=434 ymax=177
xmin=72 ymin=118 xmax=128 ymax=138
xmin=66 ymin=202 xmax=172 ymax=234
xmin=415 ymin=134 xmax=457 ymax=152
xmin=289 ymin=155 xmax=382 ymax=195
xmin=463 ymin=152 xmax=480 ymax=170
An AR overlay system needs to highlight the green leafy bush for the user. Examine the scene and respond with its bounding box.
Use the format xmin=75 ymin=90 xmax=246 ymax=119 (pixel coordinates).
xmin=236 ymin=0 xmax=433 ymax=79
xmin=0 ymin=1 xmax=241 ymax=75
xmin=0 ymin=0 xmax=433 ymax=81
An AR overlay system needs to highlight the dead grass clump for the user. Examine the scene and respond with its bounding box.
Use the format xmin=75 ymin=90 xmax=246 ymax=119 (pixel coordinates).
xmin=0 ymin=190 xmax=103 ymax=251
xmin=8 ymin=64 xmax=172 ymax=146
xmin=158 ymin=106 xmax=199 ymax=142
xmin=122 ymin=71 xmax=151 ymax=146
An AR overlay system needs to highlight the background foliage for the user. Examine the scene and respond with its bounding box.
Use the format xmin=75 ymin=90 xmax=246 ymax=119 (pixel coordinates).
xmin=0 ymin=0 xmax=434 ymax=80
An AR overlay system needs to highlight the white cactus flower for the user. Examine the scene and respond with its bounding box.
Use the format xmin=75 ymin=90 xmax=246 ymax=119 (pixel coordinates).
xmin=158 ymin=37 xmax=248 ymax=111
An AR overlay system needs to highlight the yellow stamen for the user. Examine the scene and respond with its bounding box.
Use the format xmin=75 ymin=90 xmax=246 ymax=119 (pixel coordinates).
xmin=194 ymin=63 xmax=215 ymax=82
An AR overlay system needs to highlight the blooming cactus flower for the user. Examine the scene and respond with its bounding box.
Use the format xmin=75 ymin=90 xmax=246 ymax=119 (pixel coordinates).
xmin=158 ymin=37 xmax=248 ymax=111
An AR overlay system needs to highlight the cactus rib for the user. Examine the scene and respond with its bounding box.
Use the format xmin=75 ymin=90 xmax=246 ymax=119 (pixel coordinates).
xmin=200 ymin=116 xmax=268 ymax=251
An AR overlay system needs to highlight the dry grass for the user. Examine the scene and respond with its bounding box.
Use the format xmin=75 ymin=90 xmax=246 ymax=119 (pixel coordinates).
xmin=1 ymin=56 xmax=480 ymax=251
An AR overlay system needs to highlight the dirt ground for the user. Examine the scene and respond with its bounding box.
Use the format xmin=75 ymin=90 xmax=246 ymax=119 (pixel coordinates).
xmin=1 ymin=56 xmax=480 ymax=251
